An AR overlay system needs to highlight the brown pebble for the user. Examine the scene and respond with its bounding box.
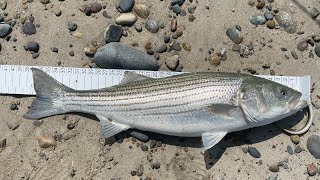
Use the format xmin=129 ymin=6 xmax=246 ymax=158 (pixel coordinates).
xmin=155 ymin=44 xmax=167 ymax=53
xmin=145 ymin=42 xmax=152 ymax=49
xmin=172 ymin=41 xmax=181 ymax=51
xmin=175 ymin=28 xmax=183 ymax=37
xmin=290 ymin=135 xmax=300 ymax=144
xmin=182 ymin=42 xmax=191 ymax=51
xmin=0 ymin=139 xmax=6 ymax=148
xmin=266 ymin=20 xmax=275 ymax=29
xmin=291 ymin=51 xmax=298 ymax=60
xmin=188 ymin=15 xmax=196 ymax=22
xmin=307 ymin=164 xmax=318 ymax=176
xmin=269 ymin=165 xmax=279 ymax=172
xmin=84 ymin=46 xmax=97 ymax=56
xmin=133 ymin=4 xmax=150 ymax=19
xmin=171 ymin=19 xmax=177 ymax=32
xmin=69 ymin=51 xmax=74 ymax=56
xmin=256 ymin=0 xmax=265 ymax=9
xmin=208 ymin=54 xmax=221 ymax=66
xmin=38 ymin=134 xmax=56 ymax=148
xmin=90 ymin=2 xmax=102 ymax=13
xmin=270 ymin=69 xmax=275 ymax=75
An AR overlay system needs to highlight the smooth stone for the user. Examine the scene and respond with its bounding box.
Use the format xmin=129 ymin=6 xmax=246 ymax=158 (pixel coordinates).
xmin=40 ymin=0 xmax=50 ymax=4
xmin=226 ymin=27 xmax=243 ymax=44
xmin=93 ymin=42 xmax=159 ymax=70
xmin=155 ymin=44 xmax=167 ymax=53
xmin=315 ymin=43 xmax=320 ymax=58
xmin=115 ymin=13 xmax=137 ymax=26
xmin=164 ymin=35 xmax=170 ymax=43
xmin=133 ymin=4 xmax=150 ymax=19
xmin=275 ymin=11 xmax=297 ymax=34
xmin=290 ymin=135 xmax=300 ymax=144
xmin=291 ymin=51 xmax=298 ymax=60
xmin=287 ymin=145 xmax=294 ymax=155
xmin=294 ymin=146 xmax=302 ymax=153
xmin=307 ymin=164 xmax=318 ymax=176
xmin=175 ymin=28 xmax=183 ymax=37
xmin=256 ymin=0 xmax=265 ymax=9
xmin=38 ymin=134 xmax=56 ymax=148
xmin=165 ymin=55 xmax=179 ymax=70
xmin=171 ymin=19 xmax=177 ymax=32
xmin=268 ymin=174 xmax=278 ymax=180
xmin=73 ymin=32 xmax=83 ymax=38
xmin=171 ymin=0 xmax=185 ymax=6
xmin=307 ymin=135 xmax=320 ymax=159
xmin=264 ymin=12 xmax=273 ymax=20
xmin=119 ymin=0 xmax=134 ymax=13
xmin=269 ymin=165 xmax=279 ymax=172
xmin=249 ymin=15 xmax=266 ymax=25
xmin=311 ymin=7 xmax=320 ymax=19
xmin=128 ymin=130 xmax=150 ymax=142
xmin=0 ymin=16 xmax=4 ymax=22
xmin=182 ymin=42 xmax=191 ymax=51
xmin=68 ymin=21 xmax=77 ymax=31
xmin=266 ymin=20 xmax=275 ymax=29
xmin=90 ymin=2 xmax=102 ymax=13
xmin=208 ymin=54 xmax=221 ymax=66
xmin=104 ymin=24 xmax=123 ymax=43
xmin=248 ymin=147 xmax=261 ymax=158
xmin=0 ymin=23 xmax=12 ymax=38
xmin=0 ymin=138 xmax=6 ymax=148
xmin=188 ymin=5 xmax=196 ymax=14
xmin=172 ymin=4 xmax=181 ymax=14
xmin=145 ymin=19 xmax=159 ymax=33
xmin=296 ymin=40 xmax=308 ymax=51
xmin=232 ymin=44 xmax=241 ymax=51
xmin=171 ymin=41 xmax=181 ymax=51
xmin=0 ymin=0 xmax=7 ymax=10
xmin=22 ymin=21 xmax=36 ymax=35
xmin=134 ymin=23 xmax=142 ymax=32
xmin=24 ymin=41 xmax=39 ymax=52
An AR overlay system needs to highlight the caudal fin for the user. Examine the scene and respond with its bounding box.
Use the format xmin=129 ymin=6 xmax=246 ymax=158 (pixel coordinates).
xmin=23 ymin=68 xmax=73 ymax=119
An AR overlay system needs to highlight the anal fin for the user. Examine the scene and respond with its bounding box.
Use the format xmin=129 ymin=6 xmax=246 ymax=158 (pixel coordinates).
xmin=202 ymin=132 xmax=227 ymax=150
xmin=96 ymin=114 xmax=130 ymax=138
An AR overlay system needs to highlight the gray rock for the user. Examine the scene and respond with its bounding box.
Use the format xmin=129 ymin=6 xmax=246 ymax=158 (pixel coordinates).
xmin=264 ymin=12 xmax=273 ymax=20
xmin=104 ymin=25 xmax=123 ymax=43
xmin=155 ymin=44 xmax=167 ymax=53
xmin=294 ymin=146 xmax=302 ymax=153
xmin=275 ymin=11 xmax=297 ymax=34
xmin=315 ymin=43 xmax=320 ymax=58
xmin=249 ymin=15 xmax=266 ymax=25
xmin=145 ymin=19 xmax=159 ymax=33
xmin=287 ymin=145 xmax=293 ymax=155
xmin=128 ymin=130 xmax=150 ymax=142
xmin=68 ymin=21 xmax=78 ymax=31
xmin=296 ymin=40 xmax=308 ymax=51
xmin=248 ymin=147 xmax=261 ymax=158
xmin=0 ymin=23 xmax=12 ymax=38
xmin=164 ymin=35 xmax=170 ymax=43
xmin=172 ymin=41 xmax=181 ymax=51
xmin=24 ymin=41 xmax=39 ymax=52
xmin=307 ymin=135 xmax=320 ymax=159
xmin=165 ymin=55 xmax=179 ymax=70
xmin=134 ymin=23 xmax=142 ymax=32
xmin=188 ymin=5 xmax=196 ymax=14
xmin=119 ymin=0 xmax=134 ymax=13
xmin=0 ymin=16 xmax=4 ymax=22
xmin=171 ymin=0 xmax=185 ymax=6
xmin=1 ymin=0 xmax=7 ymax=10
xmin=311 ymin=7 xmax=320 ymax=19
xmin=268 ymin=174 xmax=278 ymax=180
xmin=22 ymin=22 xmax=36 ymax=35
xmin=93 ymin=42 xmax=159 ymax=70
xmin=226 ymin=27 xmax=243 ymax=44
xmin=172 ymin=4 xmax=181 ymax=14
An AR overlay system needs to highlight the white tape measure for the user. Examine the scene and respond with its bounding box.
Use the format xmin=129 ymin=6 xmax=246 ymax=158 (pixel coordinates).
xmin=0 ymin=65 xmax=311 ymax=101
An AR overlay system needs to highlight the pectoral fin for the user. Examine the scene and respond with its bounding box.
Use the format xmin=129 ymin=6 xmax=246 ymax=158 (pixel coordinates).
xmin=202 ymin=132 xmax=227 ymax=150
xmin=205 ymin=104 xmax=239 ymax=117
xmin=120 ymin=71 xmax=153 ymax=85
xmin=96 ymin=114 xmax=130 ymax=138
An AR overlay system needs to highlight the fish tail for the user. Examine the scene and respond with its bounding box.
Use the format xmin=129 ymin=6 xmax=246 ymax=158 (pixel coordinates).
xmin=23 ymin=68 xmax=73 ymax=119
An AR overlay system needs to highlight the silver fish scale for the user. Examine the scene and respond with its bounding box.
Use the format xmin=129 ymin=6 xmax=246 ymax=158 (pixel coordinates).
xmin=63 ymin=73 xmax=244 ymax=117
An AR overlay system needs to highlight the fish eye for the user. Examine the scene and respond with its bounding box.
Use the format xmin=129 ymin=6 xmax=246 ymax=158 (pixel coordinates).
xmin=280 ymin=90 xmax=287 ymax=96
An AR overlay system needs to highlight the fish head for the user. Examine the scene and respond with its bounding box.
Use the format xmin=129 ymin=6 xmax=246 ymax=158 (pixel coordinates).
xmin=239 ymin=77 xmax=307 ymax=125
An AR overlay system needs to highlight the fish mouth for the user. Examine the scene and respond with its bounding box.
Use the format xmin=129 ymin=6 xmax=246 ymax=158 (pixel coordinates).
xmin=288 ymin=97 xmax=308 ymax=111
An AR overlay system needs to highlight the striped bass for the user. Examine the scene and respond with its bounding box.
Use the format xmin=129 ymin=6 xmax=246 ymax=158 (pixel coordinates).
xmin=24 ymin=68 xmax=307 ymax=149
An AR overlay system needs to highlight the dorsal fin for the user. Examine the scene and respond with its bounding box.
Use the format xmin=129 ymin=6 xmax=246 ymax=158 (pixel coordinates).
xmin=120 ymin=71 xmax=153 ymax=85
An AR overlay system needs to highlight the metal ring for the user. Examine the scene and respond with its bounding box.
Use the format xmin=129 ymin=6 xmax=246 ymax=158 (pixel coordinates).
xmin=282 ymin=103 xmax=313 ymax=135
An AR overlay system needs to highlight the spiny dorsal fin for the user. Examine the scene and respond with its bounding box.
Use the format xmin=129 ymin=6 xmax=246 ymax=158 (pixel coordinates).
xmin=119 ymin=71 xmax=153 ymax=85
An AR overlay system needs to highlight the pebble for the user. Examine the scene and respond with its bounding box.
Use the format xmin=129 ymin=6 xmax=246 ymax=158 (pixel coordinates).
xmin=311 ymin=7 xmax=320 ymax=19
xmin=291 ymin=51 xmax=298 ymax=60
xmin=151 ymin=162 xmax=161 ymax=169
xmin=270 ymin=69 xmax=275 ymax=75
xmin=52 ymin=47 xmax=58 ymax=53
xmin=102 ymin=11 xmax=111 ymax=19
xmin=145 ymin=19 xmax=159 ymax=33
xmin=242 ymin=146 xmax=248 ymax=153
xmin=172 ymin=4 xmax=181 ymax=14
xmin=155 ymin=44 xmax=167 ymax=53
xmin=307 ymin=135 xmax=320 ymax=159
xmin=55 ymin=9 xmax=62 ymax=16
xmin=296 ymin=40 xmax=308 ymax=51
xmin=22 ymin=21 xmax=36 ymax=35
xmin=164 ymin=34 xmax=170 ymax=43
xmin=208 ymin=54 xmax=221 ymax=66
xmin=134 ymin=23 xmax=142 ymax=32
xmin=144 ymin=42 xmax=152 ymax=49
xmin=232 ymin=44 xmax=241 ymax=51
xmin=141 ymin=145 xmax=148 ymax=151
xmin=294 ymin=146 xmax=302 ymax=153
xmin=9 ymin=102 xmax=18 ymax=110
xmin=264 ymin=12 xmax=273 ymax=20
xmin=68 ymin=21 xmax=78 ymax=31
xmin=171 ymin=0 xmax=184 ymax=6
xmin=290 ymin=135 xmax=300 ymax=144
xmin=188 ymin=5 xmax=196 ymax=14
xmin=171 ymin=41 xmax=181 ymax=51
xmin=182 ymin=42 xmax=191 ymax=51
xmin=104 ymin=25 xmax=123 ymax=43
xmin=226 ymin=27 xmax=243 ymax=44
xmin=171 ymin=19 xmax=177 ymax=32
xmin=249 ymin=15 xmax=266 ymax=25
xmin=133 ymin=4 xmax=150 ymax=19
xmin=24 ymin=41 xmax=39 ymax=52
xmin=84 ymin=46 xmax=97 ymax=56
xmin=119 ymin=0 xmax=134 ymax=13
xmin=269 ymin=165 xmax=279 ymax=172
xmin=262 ymin=63 xmax=271 ymax=69
xmin=73 ymin=32 xmax=83 ymax=38
xmin=69 ymin=51 xmax=74 ymax=56
xmin=275 ymin=11 xmax=297 ymax=34
xmin=268 ymin=174 xmax=278 ymax=180
xmin=128 ymin=131 xmax=150 ymax=142
xmin=136 ymin=164 xmax=144 ymax=176
xmin=287 ymin=145 xmax=294 ymax=155
xmin=90 ymin=2 xmax=102 ymax=13
xmin=165 ymin=55 xmax=179 ymax=70
xmin=149 ymin=140 xmax=156 ymax=149
xmin=38 ymin=134 xmax=56 ymax=148
xmin=0 ymin=23 xmax=12 ymax=38
xmin=248 ymin=147 xmax=261 ymax=158
xmin=266 ymin=20 xmax=275 ymax=29
xmin=315 ymin=43 xmax=320 ymax=58
xmin=0 ymin=138 xmax=6 ymax=148
xmin=32 ymin=53 xmax=39 ymax=59
xmin=188 ymin=14 xmax=196 ymax=22
xmin=248 ymin=0 xmax=255 ymax=6
xmin=40 ymin=0 xmax=50 ymax=4
xmin=307 ymin=164 xmax=318 ymax=176
xmin=0 ymin=0 xmax=7 ymax=10
xmin=115 ymin=13 xmax=137 ymax=26
xmin=175 ymin=28 xmax=183 ymax=37
xmin=0 ymin=16 xmax=3 ymax=22
xmin=93 ymin=42 xmax=159 ymax=70
xmin=256 ymin=0 xmax=265 ymax=9
xmin=146 ymin=49 xmax=154 ymax=55
xmin=67 ymin=123 xmax=75 ymax=130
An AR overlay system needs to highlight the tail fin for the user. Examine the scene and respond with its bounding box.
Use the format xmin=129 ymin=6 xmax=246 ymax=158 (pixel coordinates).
xmin=23 ymin=68 xmax=73 ymax=119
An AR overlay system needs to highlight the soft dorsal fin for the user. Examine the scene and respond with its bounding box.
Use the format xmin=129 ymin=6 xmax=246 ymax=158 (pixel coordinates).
xmin=120 ymin=71 xmax=153 ymax=85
